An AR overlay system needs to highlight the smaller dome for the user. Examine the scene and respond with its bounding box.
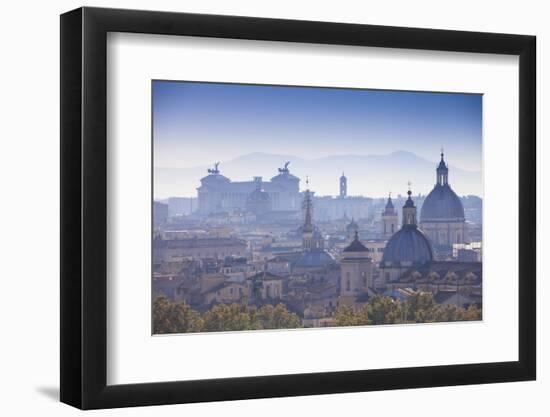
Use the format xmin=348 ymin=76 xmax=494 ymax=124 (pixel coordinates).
xmin=294 ymin=251 xmax=335 ymax=268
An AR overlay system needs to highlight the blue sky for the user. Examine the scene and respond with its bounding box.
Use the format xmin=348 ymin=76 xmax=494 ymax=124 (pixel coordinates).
xmin=153 ymin=80 xmax=482 ymax=171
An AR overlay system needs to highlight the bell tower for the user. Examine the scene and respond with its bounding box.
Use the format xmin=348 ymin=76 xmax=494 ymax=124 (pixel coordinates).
xmin=339 ymin=172 xmax=347 ymax=198
xmin=381 ymin=192 xmax=398 ymax=238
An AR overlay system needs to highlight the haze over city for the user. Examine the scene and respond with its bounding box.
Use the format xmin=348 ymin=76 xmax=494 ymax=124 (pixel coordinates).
xmin=154 ymin=150 xmax=482 ymax=199
xmin=153 ymin=81 xmax=482 ymax=199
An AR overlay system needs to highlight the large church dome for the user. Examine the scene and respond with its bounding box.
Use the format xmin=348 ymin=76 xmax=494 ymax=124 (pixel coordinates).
xmin=420 ymin=184 xmax=465 ymax=221
xmin=420 ymin=152 xmax=465 ymax=221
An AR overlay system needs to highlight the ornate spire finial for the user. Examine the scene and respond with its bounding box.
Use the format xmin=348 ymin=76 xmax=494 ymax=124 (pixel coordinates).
xmin=306 ymin=175 xmax=309 ymax=187
xmin=407 ymin=181 xmax=412 ymax=196
xmin=389 ymin=191 xmax=392 ymax=199
xmin=441 ymin=147 xmax=444 ymax=159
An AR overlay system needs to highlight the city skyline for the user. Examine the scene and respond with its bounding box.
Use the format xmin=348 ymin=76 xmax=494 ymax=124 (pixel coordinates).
xmin=152 ymin=80 xmax=483 ymax=334
xmin=153 ymin=81 xmax=482 ymax=172
xmin=154 ymin=149 xmax=483 ymax=199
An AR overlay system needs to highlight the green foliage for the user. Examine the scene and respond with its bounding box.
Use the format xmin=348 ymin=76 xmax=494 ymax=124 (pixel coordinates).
xmin=152 ymin=296 xmax=203 ymax=334
xmin=461 ymin=304 xmax=483 ymax=321
xmin=335 ymin=305 xmax=371 ymax=326
xmin=255 ymin=304 xmax=301 ymax=329
xmin=334 ymin=293 xmax=481 ymax=327
xmin=153 ymin=293 xmax=482 ymax=334
xmin=202 ymin=303 xmax=257 ymax=332
xmin=153 ymin=297 xmax=301 ymax=334
xmin=368 ymin=295 xmax=404 ymax=325
xmin=404 ymin=292 xmax=439 ymax=323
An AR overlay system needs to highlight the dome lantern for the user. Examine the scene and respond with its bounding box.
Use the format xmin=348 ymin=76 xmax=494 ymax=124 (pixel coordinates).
xmin=436 ymin=149 xmax=449 ymax=186
xmin=402 ymin=184 xmax=418 ymax=226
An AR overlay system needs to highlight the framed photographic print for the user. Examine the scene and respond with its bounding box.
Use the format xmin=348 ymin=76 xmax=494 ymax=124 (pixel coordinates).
xmin=60 ymin=6 xmax=536 ymax=410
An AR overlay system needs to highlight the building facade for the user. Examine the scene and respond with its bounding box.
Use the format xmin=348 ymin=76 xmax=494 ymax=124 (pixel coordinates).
xmin=196 ymin=162 xmax=300 ymax=215
xmin=153 ymin=236 xmax=248 ymax=263
xmin=340 ymin=231 xmax=373 ymax=297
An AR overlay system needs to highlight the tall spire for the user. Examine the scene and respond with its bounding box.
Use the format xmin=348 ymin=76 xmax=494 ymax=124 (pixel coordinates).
xmin=385 ymin=191 xmax=394 ymax=210
xmin=436 ymin=149 xmax=449 ymax=186
xmin=303 ymin=177 xmax=313 ymax=233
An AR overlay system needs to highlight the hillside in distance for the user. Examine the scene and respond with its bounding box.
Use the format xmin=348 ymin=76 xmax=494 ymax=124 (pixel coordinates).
xmin=154 ymin=151 xmax=482 ymax=199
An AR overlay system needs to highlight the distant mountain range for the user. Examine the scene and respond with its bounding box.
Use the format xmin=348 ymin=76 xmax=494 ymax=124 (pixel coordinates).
xmin=154 ymin=151 xmax=482 ymax=199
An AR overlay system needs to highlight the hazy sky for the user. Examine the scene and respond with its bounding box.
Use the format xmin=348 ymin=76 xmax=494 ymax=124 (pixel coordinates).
xmin=153 ymin=80 xmax=482 ymax=171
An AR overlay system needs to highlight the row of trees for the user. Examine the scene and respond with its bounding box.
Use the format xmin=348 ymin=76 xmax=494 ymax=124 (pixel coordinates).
xmin=153 ymin=292 xmax=482 ymax=334
xmin=153 ymin=296 xmax=300 ymax=334
xmin=335 ymin=293 xmax=482 ymax=326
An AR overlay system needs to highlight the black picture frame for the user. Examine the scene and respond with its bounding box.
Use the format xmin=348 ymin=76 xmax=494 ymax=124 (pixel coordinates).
xmin=60 ymin=6 xmax=536 ymax=410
